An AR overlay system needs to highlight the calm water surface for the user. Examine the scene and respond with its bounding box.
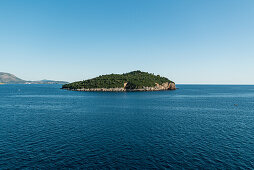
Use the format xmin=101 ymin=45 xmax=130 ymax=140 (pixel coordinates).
xmin=0 ymin=84 xmax=253 ymax=169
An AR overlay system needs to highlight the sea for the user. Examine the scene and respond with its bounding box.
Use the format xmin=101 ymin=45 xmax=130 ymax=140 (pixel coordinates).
xmin=0 ymin=84 xmax=253 ymax=169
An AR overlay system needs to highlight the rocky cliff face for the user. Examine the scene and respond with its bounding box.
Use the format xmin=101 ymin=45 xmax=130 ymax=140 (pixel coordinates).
xmin=65 ymin=82 xmax=176 ymax=92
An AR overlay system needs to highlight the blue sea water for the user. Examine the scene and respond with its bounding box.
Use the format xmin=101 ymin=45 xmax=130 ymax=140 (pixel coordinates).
xmin=0 ymin=84 xmax=253 ymax=169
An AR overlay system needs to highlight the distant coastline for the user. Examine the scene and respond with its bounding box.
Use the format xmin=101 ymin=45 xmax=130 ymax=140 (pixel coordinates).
xmin=0 ymin=72 xmax=68 ymax=84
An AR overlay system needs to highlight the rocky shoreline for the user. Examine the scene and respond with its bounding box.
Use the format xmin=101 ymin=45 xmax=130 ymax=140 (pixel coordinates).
xmin=62 ymin=82 xmax=176 ymax=92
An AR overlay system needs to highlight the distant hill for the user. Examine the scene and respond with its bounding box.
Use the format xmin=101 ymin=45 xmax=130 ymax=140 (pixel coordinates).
xmin=0 ymin=72 xmax=68 ymax=84
xmin=62 ymin=70 xmax=176 ymax=92
xmin=0 ymin=72 xmax=26 ymax=84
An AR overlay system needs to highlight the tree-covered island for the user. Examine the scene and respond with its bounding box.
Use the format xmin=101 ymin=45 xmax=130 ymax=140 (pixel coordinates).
xmin=62 ymin=70 xmax=176 ymax=91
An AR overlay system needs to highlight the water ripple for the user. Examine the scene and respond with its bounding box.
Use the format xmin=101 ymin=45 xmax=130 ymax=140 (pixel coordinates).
xmin=0 ymin=84 xmax=254 ymax=169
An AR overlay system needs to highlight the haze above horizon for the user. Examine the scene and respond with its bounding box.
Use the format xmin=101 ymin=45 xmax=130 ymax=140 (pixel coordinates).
xmin=1 ymin=0 xmax=253 ymax=84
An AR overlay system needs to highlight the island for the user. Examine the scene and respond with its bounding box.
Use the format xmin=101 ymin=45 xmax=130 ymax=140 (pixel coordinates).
xmin=62 ymin=70 xmax=176 ymax=92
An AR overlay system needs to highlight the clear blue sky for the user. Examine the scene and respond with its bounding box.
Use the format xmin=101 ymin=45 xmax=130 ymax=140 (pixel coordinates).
xmin=0 ymin=0 xmax=253 ymax=84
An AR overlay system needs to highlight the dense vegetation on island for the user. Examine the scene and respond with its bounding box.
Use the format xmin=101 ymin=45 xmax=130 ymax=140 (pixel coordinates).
xmin=62 ymin=70 xmax=174 ymax=90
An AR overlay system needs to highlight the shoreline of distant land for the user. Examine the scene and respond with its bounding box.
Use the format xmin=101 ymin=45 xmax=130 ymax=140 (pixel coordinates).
xmin=0 ymin=72 xmax=68 ymax=84
xmin=62 ymin=70 xmax=176 ymax=92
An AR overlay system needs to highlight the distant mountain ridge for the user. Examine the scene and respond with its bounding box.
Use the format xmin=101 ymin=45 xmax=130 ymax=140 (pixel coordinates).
xmin=0 ymin=72 xmax=25 ymax=84
xmin=0 ymin=72 xmax=68 ymax=84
